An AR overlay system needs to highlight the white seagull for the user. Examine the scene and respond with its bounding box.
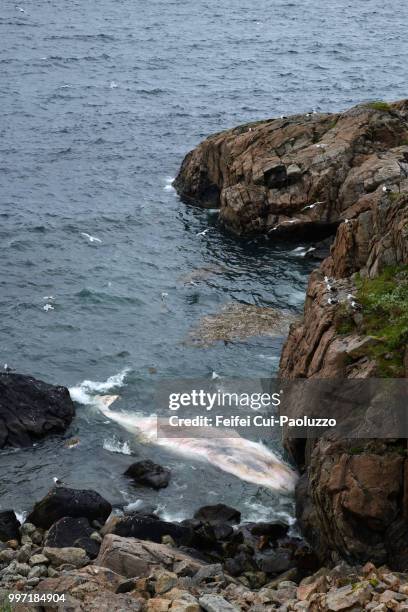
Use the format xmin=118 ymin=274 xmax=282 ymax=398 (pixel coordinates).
xmin=53 ymin=477 xmax=65 ymax=487
xmin=327 ymin=297 xmax=338 ymax=305
xmin=161 ymin=292 xmax=168 ymax=300
xmin=16 ymin=6 xmax=25 ymax=12
xmin=196 ymin=229 xmax=210 ymax=237
xmin=43 ymin=304 xmax=54 ymax=312
xmin=81 ymin=232 xmax=102 ymax=243
xmin=382 ymin=185 xmax=392 ymax=193
xmin=302 ymin=202 xmax=325 ymax=210
xmin=315 ymin=143 xmax=328 ymax=149
xmin=43 ymin=296 xmax=55 ymax=301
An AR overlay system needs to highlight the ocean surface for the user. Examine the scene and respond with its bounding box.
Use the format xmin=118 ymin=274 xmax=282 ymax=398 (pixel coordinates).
xmin=1 ymin=0 xmax=407 ymax=522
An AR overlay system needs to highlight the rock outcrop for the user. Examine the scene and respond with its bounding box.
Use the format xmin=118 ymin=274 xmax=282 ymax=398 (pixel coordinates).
xmin=0 ymin=373 xmax=75 ymax=448
xmin=174 ymin=100 xmax=408 ymax=237
xmin=175 ymin=99 xmax=408 ymax=571
xmin=27 ymin=487 xmax=112 ymax=530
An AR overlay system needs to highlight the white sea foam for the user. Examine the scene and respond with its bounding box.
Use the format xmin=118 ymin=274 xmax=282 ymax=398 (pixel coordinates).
xmin=69 ymin=368 xmax=131 ymax=406
xmin=163 ymin=176 xmax=175 ymax=192
xmin=15 ymin=510 xmax=27 ymax=524
xmin=103 ymin=437 xmax=132 ymax=455
xmin=243 ymin=499 xmax=295 ymax=525
xmin=123 ymin=499 xmax=145 ymax=513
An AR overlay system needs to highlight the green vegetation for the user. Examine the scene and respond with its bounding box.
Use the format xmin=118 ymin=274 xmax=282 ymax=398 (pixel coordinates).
xmin=335 ymin=303 xmax=355 ymax=335
xmin=365 ymin=100 xmax=392 ymax=112
xmin=0 ymin=597 xmax=12 ymax=612
xmin=355 ymin=265 xmax=408 ymax=376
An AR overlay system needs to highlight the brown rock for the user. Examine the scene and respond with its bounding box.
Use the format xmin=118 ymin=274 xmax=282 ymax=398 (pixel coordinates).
xmin=96 ymin=534 xmax=205 ymax=579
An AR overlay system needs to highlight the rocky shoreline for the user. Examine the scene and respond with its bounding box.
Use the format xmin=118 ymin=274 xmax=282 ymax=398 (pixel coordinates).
xmin=2 ymin=99 xmax=408 ymax=609
xmin=2 ymin=491 xmax=408 ymax=611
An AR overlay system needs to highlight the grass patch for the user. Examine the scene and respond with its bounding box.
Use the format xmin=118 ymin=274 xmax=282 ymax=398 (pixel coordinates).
xmin=335 ymin=302 xmax=355 ymax=335
xmin=0 ymin=598 xmax=12 ymax=612
xmin=355 ymin=265 xmax=408 ymax=376
xmin=366 ymin=100 xmax=392 ymax=112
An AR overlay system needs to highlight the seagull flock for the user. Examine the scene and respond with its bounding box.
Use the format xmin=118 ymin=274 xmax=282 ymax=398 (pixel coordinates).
xmin=324 ymin=276 xmax=361 ymax=310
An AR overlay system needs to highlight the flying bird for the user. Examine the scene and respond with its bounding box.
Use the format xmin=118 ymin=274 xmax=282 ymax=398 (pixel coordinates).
xmin=43 ymin=304 xmax=54 ymax=312
xmin=196 ymin=229 xmax=210 ymax=237
xmin=81 ymin=232 xmax=102 ymax=243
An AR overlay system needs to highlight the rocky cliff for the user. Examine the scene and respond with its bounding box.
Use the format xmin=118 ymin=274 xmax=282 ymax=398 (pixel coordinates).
xmin=175 ymin=99 xmax=408 ymax=570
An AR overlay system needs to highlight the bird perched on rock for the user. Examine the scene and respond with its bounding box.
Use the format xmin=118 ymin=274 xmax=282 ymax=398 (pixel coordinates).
xmin=327 ymin=297 xmax=338 ymax=305
xmin=3 ymin=364 xmax=14 ymax=374
xmin=382 ymin=185 xmax=392 ymax=193
xmin=53 ymin=477 xmax=65 ymax=487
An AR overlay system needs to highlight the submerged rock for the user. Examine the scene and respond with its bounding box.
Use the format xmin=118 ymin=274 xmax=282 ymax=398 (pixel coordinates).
xmin=0 ymin=373 xmax=75 ymax=448
xmin=124 ymin=460 xmax=171 ymax=489
xmin=27 ymin=487 xmax=112 ymax=529
xmin=193 ymin=504 xmax=241 ymax=525
xmin=187 ymin=303 xmax=295 ymax=346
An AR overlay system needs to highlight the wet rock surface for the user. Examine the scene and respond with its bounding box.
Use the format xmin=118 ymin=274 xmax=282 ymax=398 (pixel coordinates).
xmin=0 ymin=373 xmax=75 ymax=449
xmin=124 ymin=460 xmax=171 ymax=490
xmin=27 ymin=487 xmax=112 ymax=529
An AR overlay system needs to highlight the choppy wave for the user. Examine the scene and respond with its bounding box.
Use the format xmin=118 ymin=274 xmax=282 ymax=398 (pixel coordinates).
xmin=103 ymin=437 xmax=132 ymax=455
xmin=69 ymin=368 xmax=130 ymax=405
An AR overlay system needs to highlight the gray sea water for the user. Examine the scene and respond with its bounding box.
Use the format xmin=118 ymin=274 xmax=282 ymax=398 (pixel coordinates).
xmin=1 ymin=0 xmax=407 ymax=521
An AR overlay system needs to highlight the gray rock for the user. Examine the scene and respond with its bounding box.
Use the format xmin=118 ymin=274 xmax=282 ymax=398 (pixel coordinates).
xmin=20 ymin=523 xmax=36 ymax=536
xmin=4 ymin=561 xmax=30 ymax=577
xmin=193 ymin=563 xmax=224 ymax=585
xmin=29 ymin=553 xmax=49 ymax=566
xmin=43 ymin=546 xmax=89 ymax=568
xmin=28 ymin=564 xmax=49 ymax=579
xmin=26 ymin=577 xmax=40 ymax=587
xmin=16 ymin=543 xmax=32 ymax=563
xmin=0 ymin=549 xmax=16 ymax=564
xmin=199 ymin=594 xmax=239 ymax=611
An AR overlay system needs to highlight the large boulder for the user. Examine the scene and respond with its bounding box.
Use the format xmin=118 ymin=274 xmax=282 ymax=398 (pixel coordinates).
xmin=124 ymin=460 xmax=171 ymax=489
xmin=96 ymin=534 xmax=206 ymax=579
xmin=0 ymin=373 xmax=75 ymax=448
xmin=27 ymin=487 xmax=112 ymax=529
xmin=101 ymin=513 xmax=193 ymax=547
xmin=0 ymin=510 xmax=20 ymax=542
xmin=44 ymin=516 xmax=101 ymax=558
